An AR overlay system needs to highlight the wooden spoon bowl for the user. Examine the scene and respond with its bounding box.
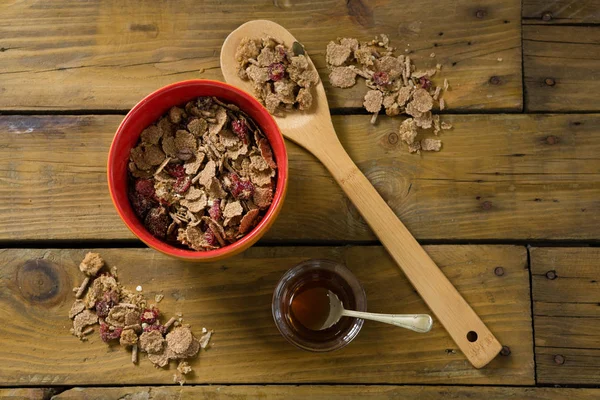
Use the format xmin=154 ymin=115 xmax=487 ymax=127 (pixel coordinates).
xmin=221 ymin=20 xmax=502 ymax=368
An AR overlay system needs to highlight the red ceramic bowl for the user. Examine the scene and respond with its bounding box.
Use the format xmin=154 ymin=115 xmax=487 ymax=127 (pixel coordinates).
xmin=108 ymin=80 xmax=288 ymax=261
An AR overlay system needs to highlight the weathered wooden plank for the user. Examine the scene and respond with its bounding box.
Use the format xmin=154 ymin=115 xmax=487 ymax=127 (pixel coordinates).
xmin=523 ymin=0 xmax=600 ymax=24
xmin=0 ymin=0 xmax=522 ymax=111
xmin=524 ymin=26 xmax=600 ymax=111
xmin=530 ymin=247 xmax=600 ymax=385
xmin=53 ymin=386 xmax=600 ymax=400
xmin=0 ymin=246 xmax=532 ymax=385
xmin=1 ymin=114 xmax=599 ymax=242
xmin=0 ymin=389 xmax=53 ymax=399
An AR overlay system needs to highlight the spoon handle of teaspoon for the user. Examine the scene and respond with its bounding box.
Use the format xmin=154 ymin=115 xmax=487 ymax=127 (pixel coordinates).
xmin=341 ymin=310 xmax=433 ymax=333
xmin=310 ymin=135 xmax=502 ymax=368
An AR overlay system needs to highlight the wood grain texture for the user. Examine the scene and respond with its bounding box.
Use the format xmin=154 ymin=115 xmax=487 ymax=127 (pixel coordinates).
xmin=524 ymin=26 xmax=600 ymax=111
xmin=0 ymin=389 xmax=54 ymax=399
xmin=1 ymin=114 xmax=599 ymax=242
xmin=53 ymin=386 xmax=600 ymax=400
xmin=530 ymin=247 xmax=600 ymax=385
xmin=523 ymin=0 xmax=600 ymax=24
xmin=0 ymin=246 xmax=532 ymax=385
xmin=0 ymin=0 xmax=522 ymax=111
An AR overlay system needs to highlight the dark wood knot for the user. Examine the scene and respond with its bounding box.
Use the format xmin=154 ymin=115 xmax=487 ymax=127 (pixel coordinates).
xmin=17 ymin=258 xmax=66 ymax=304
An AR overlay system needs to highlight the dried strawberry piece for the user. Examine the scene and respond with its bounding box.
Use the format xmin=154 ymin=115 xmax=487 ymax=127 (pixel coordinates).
xmin=205 ymin=227 xmax=218 ymax=246
xmin=99 ymin=323 xmax=122 ymax=342
xmin=95 ymin=300 xmax=111 ymax=318
xmin=373 ymin=71 xmax=390 ymax=86
xmin=135 ymin=178 xmax=155 ymax=198
xmin=231 ymin=120 xmax=249 ymax=144
xmin=419 ymin=76 xmax=432 ymax=90
xmin=209 ymin=199 xmax=222 ymax=220
xmin=268 ymin=63 xmax=285 ymax=81
xmin=165 ymin=164 xmax=186 ymax=178
xmin=229 ymin=173 xmax=254 ymax=200
xmin=103 ymin=290 xmax=120 ymax=307
xmin=173 ymin=176 xmax=191 ymax=194
xmin=143 ymin=323 xmax=166 ymax=335
xmin=140 ymin=307 xmax=160 ymax=324
xmin=129 ymin=191 xmax=155 ymax=219
xmin=144 ymin=207 xmax=170 ymax=239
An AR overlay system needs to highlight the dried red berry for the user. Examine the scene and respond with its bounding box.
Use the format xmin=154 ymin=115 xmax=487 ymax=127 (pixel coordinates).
xmin=143 ymin=324 xmax=166 ymax=335
xmin=140 ymin=307 xmax=160 ymax=325
xmin=103 ymin=290 xmax=120 ymax=307
xmin=205 ymin=227 xmax=218 ymax=246
xmin=373 ymin=71 xmax=390 ymax=86
xmin=268 ymin=63 xmax=285 ymax=81
xmin=419 ymin=76 xmax=432 ymax=90
xmin=231 ymin=120 xmax=249 ymax=144
xmin=209 ymin=199 xmax=222 ymax=220
xmin=99 ymin=323 xmax=122 ymax=342
xmin=229 ymin=173 xmax=255 ymax=200
xmin=144 ymin=207 xmax=170 ymax=239
xmin=165 ymin=164 xmax=186 ymax=178
xmin=173 ymin=176 xmax=191 ymax=194
xmin=95 ymin=300 xmax=111 ymax=318
xmin=129 ymin=191 xmax=155 ymax=219
xmin=135 ymin=178 xmax=155 ymax=198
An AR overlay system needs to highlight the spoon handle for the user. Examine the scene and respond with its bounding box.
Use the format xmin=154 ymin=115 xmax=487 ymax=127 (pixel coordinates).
xmin=341 ymin=310 xmax=433 ymax=333
xmin=311 ymin=136 xmax=502 ymax=368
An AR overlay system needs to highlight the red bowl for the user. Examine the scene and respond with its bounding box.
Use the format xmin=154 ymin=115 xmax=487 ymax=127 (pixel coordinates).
xmin=108 ymin=80 xmax=288 ymax=261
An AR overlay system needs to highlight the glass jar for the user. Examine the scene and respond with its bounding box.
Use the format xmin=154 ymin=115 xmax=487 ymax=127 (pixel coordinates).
xmin=272 ymin=259 xmax=367 ymax=352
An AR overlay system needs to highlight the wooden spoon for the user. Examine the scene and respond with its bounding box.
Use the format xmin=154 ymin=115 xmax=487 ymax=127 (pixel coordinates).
xmin=220 ymin=20 xmax=502 ymax=368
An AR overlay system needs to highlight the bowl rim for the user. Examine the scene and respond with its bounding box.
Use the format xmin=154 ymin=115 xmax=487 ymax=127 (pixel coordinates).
xmin=107 ymin=79 xmax=288 ymax=261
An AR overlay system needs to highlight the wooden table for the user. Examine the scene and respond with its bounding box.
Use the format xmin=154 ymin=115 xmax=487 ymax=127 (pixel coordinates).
xmin=0 ymin=1 xmax=598 ymax=399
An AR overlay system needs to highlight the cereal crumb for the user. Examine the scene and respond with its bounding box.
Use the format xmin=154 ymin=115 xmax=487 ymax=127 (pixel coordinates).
xmin=421 ymin=138 xmax=442 ymax=151
xmin=136 ymin=285 xmax=143 ymax=292
xmin=79 ymin=252 xmax=104 ymax=277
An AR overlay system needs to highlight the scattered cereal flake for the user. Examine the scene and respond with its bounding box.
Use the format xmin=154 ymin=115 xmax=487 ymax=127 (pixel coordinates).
xmin=148 ymin=349 xmax=170 ymax=368
xmin=120 ymin=328 xmax=139 ymax=347
xmin=166 ymin=327 xmax=194 ymax=355
xmin=408 ymin=141 xmax=421 ymax=154
xmin=340 ymin=37 xmax=359 ymax=52
xmin=296 ymin=87 xmax=313 ymax=110
xmin=399 ymin=118 xmax=418 ymax=145
xmin=354 ymin=46 xmax=374 ymax=66
xmin=415 ymin=111 xmax=433 ymax=129
xmin=181 ymin=194 xmax=208 ymax=213
xmin=396 ymin=86 xmax=413 ymax=106
xmin=328 ymin=66 xmax=358 ymax=88
xmin=421 ymin=138 xmax=442 ymax=151
xmin=326 ymin=41 xmax=352 ymax=66
xmin=411 ymin=89 xmax=434 ymax=113
xmin=433 ymin=115 xmax=441 ymax=135
xmin=443 ymin=78 xmax=449 ymax=91
xmin=72 ymin=310 xmax=98 ymax=338
xmin=69 ymin=300 xmax=86 ymax=319
xmin=199 ymin=330 xmax=213 ymax=349
xmin=363 ymin=90 xmax=383 ymax=113
xmin=79 ymin=252 xmax=104 ymax=276
xmin=139 ymin=330 xmax=165 ymax=354
xmin=439 ymin=98 xmax=446 ymax=111
xmin=235 ymin=37 xmax=261 ymax=64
